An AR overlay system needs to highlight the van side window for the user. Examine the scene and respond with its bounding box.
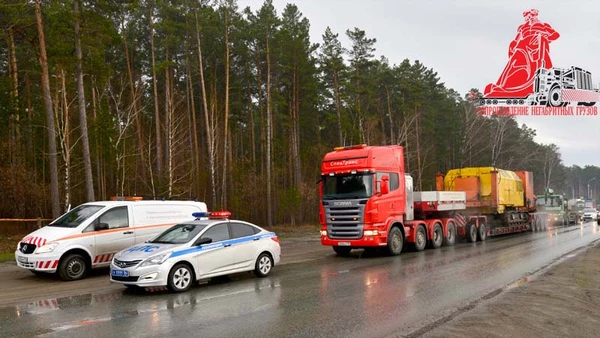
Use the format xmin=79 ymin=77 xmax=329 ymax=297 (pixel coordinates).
xmin=201 ymin=223 xmax=230 ymax=242
xmin=98 ymin=206 xmax=129 ymax=230
xmin=377 ymin=172 xmax=399 ymax=191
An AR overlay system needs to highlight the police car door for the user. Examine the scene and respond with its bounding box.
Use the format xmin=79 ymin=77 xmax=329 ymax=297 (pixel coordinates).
xmin=229 ymin=222 xmax=261 ymax=270
xmin=85 ymin=206 xmax=134 ymax=265
xmin=195 ymin=222 xmax=235 ymax=277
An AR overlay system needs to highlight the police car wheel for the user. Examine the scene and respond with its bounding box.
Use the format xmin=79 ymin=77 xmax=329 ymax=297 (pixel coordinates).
xmin=58 ymin=254 xmax=88 ymax=281
xmin=167 ymin=264 xmax=193 ymax=293
xmin=254 ymin=252 xmax=273 ymax=278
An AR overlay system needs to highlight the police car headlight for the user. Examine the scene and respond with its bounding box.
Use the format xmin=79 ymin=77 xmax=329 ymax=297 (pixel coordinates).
xmin=36 ymin=243 xmax=59 ymax=254
xmin=139 ymin=252 xmax=172 ymax=267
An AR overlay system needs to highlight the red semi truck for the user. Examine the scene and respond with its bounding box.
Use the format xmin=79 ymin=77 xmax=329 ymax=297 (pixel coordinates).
xmin=318 ymin=144 xmax=544 ymax=256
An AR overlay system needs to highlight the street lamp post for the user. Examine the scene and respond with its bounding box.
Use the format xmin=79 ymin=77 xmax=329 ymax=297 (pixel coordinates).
xmin=587 ymin=178 xmax=596 ymax=200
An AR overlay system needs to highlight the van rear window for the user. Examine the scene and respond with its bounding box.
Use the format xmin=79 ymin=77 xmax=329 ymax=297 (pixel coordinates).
xmin=48 ymin=205 xmax=104 ymax=228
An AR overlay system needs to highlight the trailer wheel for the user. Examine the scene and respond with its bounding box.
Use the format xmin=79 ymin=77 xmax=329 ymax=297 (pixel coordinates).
xmin=414 ymin=225 xmax=427 ymax=251
xmin=465 ymin=223 xmax=477 ymax=243
xmin=431 ymin=223 xmax=443 ymax=249
xmin=386 ymin=227 xmax=404 ymax=256
xmin=333 ymin=246 xmax=351 ymax=256
xmin=477 ymin=223 xmax=487 ymax=242
xmin=444 ymin=222 xmax=456 ymax=246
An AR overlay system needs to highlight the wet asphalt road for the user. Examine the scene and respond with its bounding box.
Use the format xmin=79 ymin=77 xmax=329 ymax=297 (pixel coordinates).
xmin=2 ymin=222 xmax=600 ymax=338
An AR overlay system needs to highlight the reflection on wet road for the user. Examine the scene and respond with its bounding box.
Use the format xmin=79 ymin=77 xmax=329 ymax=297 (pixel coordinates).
xmin=2 ymin=222 xmax=599 ymax=338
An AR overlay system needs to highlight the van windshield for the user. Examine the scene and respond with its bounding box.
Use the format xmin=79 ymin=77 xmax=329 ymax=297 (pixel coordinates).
xmin=48 ymin=205 xmax=104 ymax=228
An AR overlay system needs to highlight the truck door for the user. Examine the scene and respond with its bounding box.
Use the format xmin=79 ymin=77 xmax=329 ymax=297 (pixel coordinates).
xmin=377 ymin=172 xmax=401 ymax=217
xmin=85 ymin=206 xmax=134 ymax=265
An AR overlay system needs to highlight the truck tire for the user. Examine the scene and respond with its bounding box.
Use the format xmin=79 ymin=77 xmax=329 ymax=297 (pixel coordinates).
xmin=431 ymin=223 xmax=443 ymax=249
xmin=465 ymin=223 xmax=477 ymax=243
xmin=58 ymin=253 xmax=88 ymax=281
xmin=443 ymin=222 xmax=456 ymax=246
xmin=548 ymin=85 xmax=566 ymax=107
xmin=477 ymin=223 xmax=487 ymax=242
xmin=333 ymin=246 xmax=351 ymax=256
xmin=386 ymin=227 xmax=404 ymax=256
xmin=414 ymin=225 xmax=427 ymax=251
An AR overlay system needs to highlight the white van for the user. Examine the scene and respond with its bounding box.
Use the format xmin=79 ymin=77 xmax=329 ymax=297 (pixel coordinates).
xmin=15 ymin=200 xmax=207 ymax=281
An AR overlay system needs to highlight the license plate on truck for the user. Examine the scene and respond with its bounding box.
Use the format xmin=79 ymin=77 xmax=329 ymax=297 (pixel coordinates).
xmin=337 ymin=242 xmax=351 ymax=246
xmin=111 ymin=269 xmax=129 ymax=277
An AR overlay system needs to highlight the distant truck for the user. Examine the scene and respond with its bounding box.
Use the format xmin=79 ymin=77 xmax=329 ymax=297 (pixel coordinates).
xmin=535 ymin=190 xmax=567 ymax=226
xmin=567 ymin=198 xmax=586 ymax=223
xmin=318 ymin=144 xmax=545 ymax=256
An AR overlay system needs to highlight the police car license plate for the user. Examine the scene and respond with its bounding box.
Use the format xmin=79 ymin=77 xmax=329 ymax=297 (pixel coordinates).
xmin=111 ymin=269 xmax=129 ymax=277
xmin=337 ymin=242 xmax=351 ymax=246
xmin=17 ymin=256 xmax=28 ymax=263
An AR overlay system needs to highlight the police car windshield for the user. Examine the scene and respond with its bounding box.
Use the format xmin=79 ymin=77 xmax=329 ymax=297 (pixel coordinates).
xmin=149 ymin=223 xmax=208 ymax=244
xmin=48 ymin=205 xmax=104 ymax=228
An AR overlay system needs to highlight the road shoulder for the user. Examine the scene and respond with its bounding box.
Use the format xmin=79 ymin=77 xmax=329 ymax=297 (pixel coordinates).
xmin=421 ymin=240 xmax=600 ymax=338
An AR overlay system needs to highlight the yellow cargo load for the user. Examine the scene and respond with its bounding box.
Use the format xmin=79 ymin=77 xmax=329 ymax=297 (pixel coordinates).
xmin=437 ymin=167 xmax=526 ymax=214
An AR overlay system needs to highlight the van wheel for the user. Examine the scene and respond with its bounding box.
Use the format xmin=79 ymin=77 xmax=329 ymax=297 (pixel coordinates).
xmin=254 ymin=252 xmax=274 ymax=278
xmin=58 ymin=254 xmax=88 ymax=281
xmin=167 ymin=263 xmax=194 ymax=293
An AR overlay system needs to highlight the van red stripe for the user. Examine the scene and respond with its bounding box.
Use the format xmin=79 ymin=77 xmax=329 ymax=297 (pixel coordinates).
xmin=52 ymin=260 xmax=58 ymax=269
xmin=44 ymin=261 xmax=51 ymax=268
xmin=93 ymin=256 xmax=99 ymax=264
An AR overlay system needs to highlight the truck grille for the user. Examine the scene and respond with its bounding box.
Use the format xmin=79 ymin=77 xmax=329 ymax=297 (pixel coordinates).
xmin=113 ymin=259 xmax=141 ymax=268
xmin=323 ymin=200 xmax=365 ymax=239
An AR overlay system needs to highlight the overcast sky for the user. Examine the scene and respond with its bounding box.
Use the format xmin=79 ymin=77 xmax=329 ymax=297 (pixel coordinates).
xmin=237 ymin=0 xmax=600 ymax=168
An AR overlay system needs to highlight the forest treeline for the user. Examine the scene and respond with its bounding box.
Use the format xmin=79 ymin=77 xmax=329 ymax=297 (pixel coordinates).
xmin=0 ymin=0 xmax=595 ymax=225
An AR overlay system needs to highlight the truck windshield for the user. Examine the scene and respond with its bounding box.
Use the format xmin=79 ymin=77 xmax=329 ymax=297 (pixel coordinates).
xmin=47 ymin=205 xmax=104 ymax=228
xmin=537 ymin=196 xmax=562 ymax=206
xmin=322 ymin=173 xmax=373 ymax=200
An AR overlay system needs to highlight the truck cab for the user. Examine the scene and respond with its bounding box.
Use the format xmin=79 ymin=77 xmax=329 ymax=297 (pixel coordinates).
xmin=319 ymin=145 xmax=408 ymax=255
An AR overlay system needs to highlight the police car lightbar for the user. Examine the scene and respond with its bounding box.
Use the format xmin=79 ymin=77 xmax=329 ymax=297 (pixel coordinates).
xmin=192 ymin=211 xmax=231 ymax=219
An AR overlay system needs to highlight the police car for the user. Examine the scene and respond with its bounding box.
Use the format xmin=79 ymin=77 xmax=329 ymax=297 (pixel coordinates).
xmin=109 ymin=211 xmax=280 ymax=292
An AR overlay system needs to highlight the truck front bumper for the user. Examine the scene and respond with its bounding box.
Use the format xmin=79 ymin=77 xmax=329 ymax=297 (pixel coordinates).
xmin=321 ymin=234 xmax=388 ymax=247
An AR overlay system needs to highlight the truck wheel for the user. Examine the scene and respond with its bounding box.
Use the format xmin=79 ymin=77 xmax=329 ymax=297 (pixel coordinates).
xmin=386 ymin=227 xmax=404 ymax=256
xmin=58 ymin=253 xmax=88 ymax=281
xmin=465 ymin=223 xmax=477 ymax=243
xmin=431 ymin=223 xmax=443 ymax=249
xmin=333 ymin=246 xmax=351 ymax=256
xmin=548 ymin=86 xmax=566 ymax=107
xmin=443 ymin=222 xmax=456 ymax=246
xmin=414 ymin=226 xmax=427 ymax=251
xmin=477 ymin=223 xmax=487 ymax=242
xmin=167 ymin=263 xmax=194 ymax=293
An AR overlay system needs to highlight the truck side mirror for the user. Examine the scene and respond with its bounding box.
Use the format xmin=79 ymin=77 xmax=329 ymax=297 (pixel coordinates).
xmin=378 ymin=175 xmax=390 ymax=195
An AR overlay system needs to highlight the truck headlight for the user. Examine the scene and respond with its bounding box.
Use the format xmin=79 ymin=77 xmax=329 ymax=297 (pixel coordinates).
xmin=364 ymin=230 xmax=379 ymax=236
xmin=139 ymin=252 xmax=171 ymax=267
xmin=320 ymin=230 xmax=327 ymax=236
xmin=36 ymin=243 xmax=59 ymax=254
